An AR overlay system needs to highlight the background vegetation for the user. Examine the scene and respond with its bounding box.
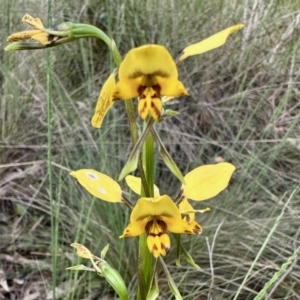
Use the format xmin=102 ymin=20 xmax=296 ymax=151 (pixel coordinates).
xmin=1 ymin=0 xmax=300 ymax=299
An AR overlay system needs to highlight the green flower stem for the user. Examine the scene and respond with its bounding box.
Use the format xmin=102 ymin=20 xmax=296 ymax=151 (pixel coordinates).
xmin=138 ymin=234 xmax=152 ymax=300
xmin=143 ymin=124 xmax=155 ymax=197
xmin=123 ymin=100 xmax=149 ymax=196
xmin=137 ymin=120 xmax=156 ymax=300
xmin=69 ymin=23 xmax=113 ymax=49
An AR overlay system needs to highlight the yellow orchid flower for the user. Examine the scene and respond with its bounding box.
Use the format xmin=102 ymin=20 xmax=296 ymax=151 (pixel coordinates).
xmin=125 ymin=162 xmax=235 ymax=232
xmin=125 ymin=174 xmax=205 ymax=233
xmin=69 ymin=170 xmax=195 ymax=258
xmin=5 ymin=13 xmax=114 ymax=52
xmin=69 ymin=163 xmax=234 ymax=258
xmin=113 ymin=45 xmax=188 ymax=121
xmin=6 ymin=14 xmax=71 ymax=49
xmin=92 ymin=24 xmax=243 ymax=126
xmin=120 ymin=195 xmax=194 ymax=258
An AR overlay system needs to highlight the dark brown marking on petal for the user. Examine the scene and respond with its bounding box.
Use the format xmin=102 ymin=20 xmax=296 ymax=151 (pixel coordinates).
xmin=47 ymin=34 xmax=55 ymax=42
xmin=193 ymin=225 xmax=202 ymax=234
xmin=152 ymin=84 xmax=161 ymax=94
xmin=129 ymin=70 xmax=169 ymax=79
xmin=145 ymin=220 xmax=153 ymax=233
xmin=138 ymin=99 xmax=147 ymax=118
xmin=145 ymin=219 xmax=167 ymax=237
xmin=157 ymin=219 xmax=167 ymax=231
xmin=161 ymin=243 xmax=170 ymax=253
xmin=129 ymin=70 xmax=144 ymax=79
xmin=138 ymin=85 xmax=146 ymax=96
xmin=184 ymin=229 xmax=193 ymax=234
xmin=150 ymin=101 xmax=161 ymax=119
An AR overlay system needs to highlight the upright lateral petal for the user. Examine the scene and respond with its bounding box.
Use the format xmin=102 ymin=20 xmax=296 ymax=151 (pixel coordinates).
xmin=179 ymin=24 xmax=244 ymax=61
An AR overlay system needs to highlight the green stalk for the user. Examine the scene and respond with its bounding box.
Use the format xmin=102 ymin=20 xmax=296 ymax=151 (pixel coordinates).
xmin=137 ymin=122 xmax=155 ymax=300
xmin=70 ymin=23 xmax=112 ymax=48
xmin=143 ymin=127 xmax=155 ymax=198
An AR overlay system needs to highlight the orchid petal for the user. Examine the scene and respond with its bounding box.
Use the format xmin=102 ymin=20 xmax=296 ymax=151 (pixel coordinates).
xmin=179 ymin=24 xmax=244 ymax=61
xmin=183 ymin=162 xmax=235 ymax=201
xmin=70 ymin=169 xmax=122 ymax=202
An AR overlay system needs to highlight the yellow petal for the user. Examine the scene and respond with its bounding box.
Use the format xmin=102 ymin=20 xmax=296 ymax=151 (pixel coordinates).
xmin=7 ymin=30 xmax=42 ymax=42
xmin=120 ymin=219 xmax=148 ymax=237
xmin=179 ymin=197 xmax=196 ymax=222
xmin=178 ymin=198 xmax=206 ymax=234
xmin=118 ymin=44 xmax=178 ymax=80
xmin=183 ymin=162 xmax=235 ymax=201
xmin=163 ymin=216 xmax=194 ymax=234
xmin=179 ymin=24 xmax=244 ymax=61
xmin=138 ymin=87 xmax=162 ymax=120
xmin=70 ymin=169 xmax=122 ymax=202
xmin=159 ymin=233 xmax=170 ymax=255
xmin=31 ymin=32 xmax=58 ymax=45
xmin=189 ymin=220 xmax=203 ymax=234
xmin=147 ymin=233 xmax=170 ymax=258
xmin=91 ymin=72 xmax=116 ymax=128
xmin=112 ymin=78 xmax=140 ymax=100
xmin=70 ymin=243 xmax=92 ymax=259
xmin=22 ymin=14 xmax=45 ymax=30
xmin=125 ymin=175 xmax=160 ymax=197
xmin=156 ymin=77 xmax=188 ymax=97
xmin=130 ymin=195 xmax=181 ymax=222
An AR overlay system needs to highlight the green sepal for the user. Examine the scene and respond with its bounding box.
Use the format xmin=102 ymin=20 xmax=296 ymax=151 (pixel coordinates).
xmin=156 ymin=109 xmax=180 ymax=122
xmin=99 ymin=262 xmax=129 ymax=300
xmin=151 ymin=128 xmax=185 ymax=184
xmin=164 ymin=109 xmax=180 ymax=117
xmin=174 ymin=234 xmax=201 ymax=269
xmin=180 ymin=244 xmax=201 ymax=270
xmin=101 ymin=244 xmax=109 ymax=259
xmin=118 ymin=118 xmax=154 ymax=181
xmin=66 ymin=264 xmax=95 ymax=272
xmin=159 ymin=257 xmax=183 ymax=300
xmin=146 ymin=260 xmax=159 ymax=300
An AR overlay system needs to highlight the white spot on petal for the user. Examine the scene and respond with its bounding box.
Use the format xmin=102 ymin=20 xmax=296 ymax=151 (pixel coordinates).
xmin=97 ymin=187 xmax=106 ymax=194
xmin=86 ymin=172 xmax=98 ymax=180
